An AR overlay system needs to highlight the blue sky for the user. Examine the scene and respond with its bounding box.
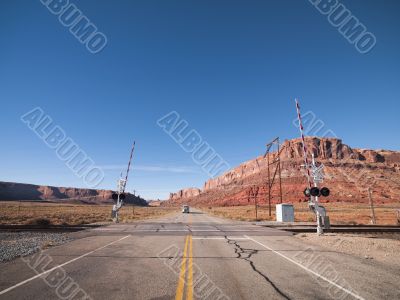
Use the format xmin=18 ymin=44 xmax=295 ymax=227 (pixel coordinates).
xmin=1 ymin=0 xmax=399 ymax=200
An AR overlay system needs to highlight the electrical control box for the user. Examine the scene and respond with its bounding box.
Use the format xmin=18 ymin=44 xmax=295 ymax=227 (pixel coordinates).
xmin=276 ymin=204 xmax=294 ymax=222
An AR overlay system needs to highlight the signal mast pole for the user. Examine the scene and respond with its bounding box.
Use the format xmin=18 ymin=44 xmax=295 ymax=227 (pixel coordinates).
xmin=112 ymin=141 xmax=136 ymax=223
xmin=311 ymin=153 xmax=324 ymax=235
xmin=295 ymin=99 xmax=324 ymax=235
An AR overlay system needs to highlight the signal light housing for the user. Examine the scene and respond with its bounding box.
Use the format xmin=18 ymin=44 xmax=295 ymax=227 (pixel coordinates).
xmin=310 ymin=187 xmax=320 ymax=197
xmin=303 ymin=187 xmax=330 ymax=198
xmin=112 ymin=193 xmax=126 ymax=200
xmin=320 ymin=187 xmax=330 ymax=197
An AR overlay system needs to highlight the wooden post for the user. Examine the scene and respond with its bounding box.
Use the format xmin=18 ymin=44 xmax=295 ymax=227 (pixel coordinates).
xmin=253 ymin=187 xmax=258 ymax=220
xmin=267 ymin=153 xmax=272 ymax=217
xmin=264 ymin=137 xmax=285 ymax=218
xmin=277 ymin=138 xmax=283 ymax=204
xmin=368 ymin=188 xmax=376 ymax=225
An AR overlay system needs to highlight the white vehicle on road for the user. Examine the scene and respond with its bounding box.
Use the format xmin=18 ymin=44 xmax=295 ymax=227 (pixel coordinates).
xmin=182 ymin=205 xmax=190 ymax=213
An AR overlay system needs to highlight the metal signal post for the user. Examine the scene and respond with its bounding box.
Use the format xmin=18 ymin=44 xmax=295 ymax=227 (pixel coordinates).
xmin=310 ymin=153 xmax=324 ymax=235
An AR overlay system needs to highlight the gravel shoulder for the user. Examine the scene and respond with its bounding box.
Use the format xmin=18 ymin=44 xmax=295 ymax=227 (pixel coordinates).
xmin=0 ymin=231 xmax=72 ymax=262
xmin=295 ymin=232 xmax=400 ymax=268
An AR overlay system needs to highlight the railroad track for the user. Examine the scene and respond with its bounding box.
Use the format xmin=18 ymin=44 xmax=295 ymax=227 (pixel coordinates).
xmin=2 ymin=224 xmax=399 ymax=234
xmin=0 ymin=224 xmax=101 ymax=232
xmin=265 ymin=224 xmax=400 ymax=233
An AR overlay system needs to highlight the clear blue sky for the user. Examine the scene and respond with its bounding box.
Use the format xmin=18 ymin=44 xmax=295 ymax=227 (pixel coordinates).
xmin=1 ymin=0 xmax=399 ymax=200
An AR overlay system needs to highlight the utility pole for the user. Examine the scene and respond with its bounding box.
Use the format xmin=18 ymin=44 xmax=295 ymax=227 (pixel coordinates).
xmin=397 ymin=209 xmax=400 ymax=225
xmin=277 ymin=140 xmax=283 ymax=204
xmin=132 ymin=189 xmax=136 ymax=217
xmin=267 ymin=152 xmax=271 ymax=217
xmin=264 ymin=137 xmax=284 ymax=218
xmin=368 ymin=188 xmax=376 ymax=225
xmin=253 ymin=186 xmax=259 ymax=220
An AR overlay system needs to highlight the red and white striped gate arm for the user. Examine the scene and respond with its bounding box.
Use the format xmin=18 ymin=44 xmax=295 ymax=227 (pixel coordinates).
xmin=295 ymin=99 xmax=312 ymax=188
xmin=123 ymin=141 xmax=136 ymax=193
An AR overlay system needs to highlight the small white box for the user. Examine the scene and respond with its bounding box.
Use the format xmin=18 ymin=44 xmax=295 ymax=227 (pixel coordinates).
xmin=276 ymin=204 xmax=294 ymax=222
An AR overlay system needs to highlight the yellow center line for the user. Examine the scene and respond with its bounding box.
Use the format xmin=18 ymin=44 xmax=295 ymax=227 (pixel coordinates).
xmin=175 ymin=235 xmax=189 ymax=300
xmin=186 ymin=235 xmax=193 ymax=300
xmin=175 ymin=234 xmax=194 ymax=300
xmin=187 ymin=213 xmax=193 ymax=300
xmin=176 ymin=214 xmax=194 ymax=300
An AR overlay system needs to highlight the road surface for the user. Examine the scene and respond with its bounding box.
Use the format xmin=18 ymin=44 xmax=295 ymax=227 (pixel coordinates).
xmin=0 ymin=209 xmax=399 ymax=300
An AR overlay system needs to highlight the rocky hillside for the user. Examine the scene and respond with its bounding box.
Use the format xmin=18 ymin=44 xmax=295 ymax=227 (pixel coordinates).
xmin=165 ymin=137 xmax=400 ymax=206
xmin=169 ymin=188 xmax=201 ymax=201
xmin=0 ymin=181 xmax=147 ymax=206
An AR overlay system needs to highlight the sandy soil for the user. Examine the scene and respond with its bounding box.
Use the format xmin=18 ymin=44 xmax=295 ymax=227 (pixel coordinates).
xmin=296 ymin=232 xmax=400 ymax=268
xmin=0 ymin=202 xmax=178 ymax=225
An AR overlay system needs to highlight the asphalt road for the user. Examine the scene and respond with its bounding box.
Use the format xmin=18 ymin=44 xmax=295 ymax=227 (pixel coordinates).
xmin=0 ymin=209 xmax=399 ymax=300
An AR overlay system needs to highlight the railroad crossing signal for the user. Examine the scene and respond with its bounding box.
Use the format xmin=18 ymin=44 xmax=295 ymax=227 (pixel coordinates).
xmin=112 ymin=141 xmax=136 ymax=223
xmin=295 ymin=99 xmax=330 ymax=235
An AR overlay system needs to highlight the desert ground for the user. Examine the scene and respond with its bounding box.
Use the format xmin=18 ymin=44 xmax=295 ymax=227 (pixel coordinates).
xmin=296 ymin=232 xmax=400 ymax=268
xmin=0 ymin=201 xmax=178 ymax=225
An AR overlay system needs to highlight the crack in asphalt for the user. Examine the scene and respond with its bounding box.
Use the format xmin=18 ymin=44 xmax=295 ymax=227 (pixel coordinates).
xmin=225 ymin=236 xmax=291 ymax=300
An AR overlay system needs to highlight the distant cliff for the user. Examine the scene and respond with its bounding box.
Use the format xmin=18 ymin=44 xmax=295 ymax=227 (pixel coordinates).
xmin=0 ymin=181 xmax=147 ymax=206
xmin=166 ymin=137 xmax=400 ymax=206
xmin=169 ymin=188 xmax=201 ymax=201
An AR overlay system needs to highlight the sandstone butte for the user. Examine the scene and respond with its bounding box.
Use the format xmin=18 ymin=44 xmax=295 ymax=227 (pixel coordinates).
xmin=166 ymin=137 xmax=400 ymax=207
xmin=0 ymin=181 xmax=147 ymax=206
